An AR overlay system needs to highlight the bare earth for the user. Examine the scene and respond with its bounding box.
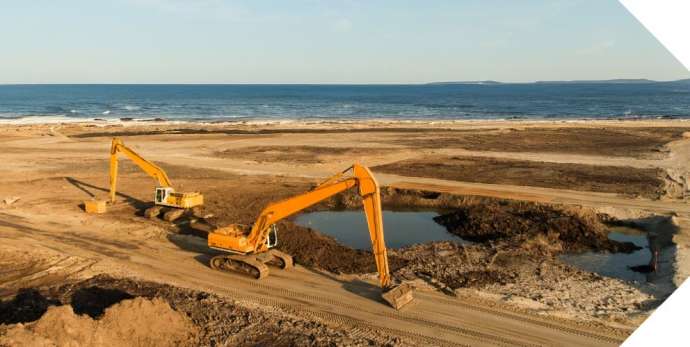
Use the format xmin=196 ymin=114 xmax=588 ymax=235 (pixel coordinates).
xmin=2 ymin=119 xmax=690 ymax=346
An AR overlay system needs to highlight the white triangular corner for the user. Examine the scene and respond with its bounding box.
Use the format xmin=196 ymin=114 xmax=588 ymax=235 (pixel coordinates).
xmin=618 ymin=0 xmax=690 ymax=71
xmin=622 ymin=278 xmax=690 ymax=346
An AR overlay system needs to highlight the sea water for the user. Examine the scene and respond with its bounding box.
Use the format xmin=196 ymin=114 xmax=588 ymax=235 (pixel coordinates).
xmin=1 ymin=82 xmax=689 ymax=122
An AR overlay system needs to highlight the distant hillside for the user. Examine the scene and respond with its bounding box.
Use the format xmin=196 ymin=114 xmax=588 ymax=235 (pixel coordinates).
xmin=427 ymin=80 xmax=502 ymax=85
xmin=534 ymin=79 xmax=656 ymax=84
xmin=427 ymin=78 xmax=690 ymax=85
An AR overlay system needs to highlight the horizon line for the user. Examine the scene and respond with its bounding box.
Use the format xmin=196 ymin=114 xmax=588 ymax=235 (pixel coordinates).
xmin=1 ymin=78 xmax=689 ymax=86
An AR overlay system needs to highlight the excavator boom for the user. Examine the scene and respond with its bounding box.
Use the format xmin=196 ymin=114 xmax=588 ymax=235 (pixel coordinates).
xmin=110 ymin=138 xmax=172 ymax=202
xmin=208 ymin=164 xmax=414 ymax=309
xmin=109 ymin=138 xmax=202 ymax=209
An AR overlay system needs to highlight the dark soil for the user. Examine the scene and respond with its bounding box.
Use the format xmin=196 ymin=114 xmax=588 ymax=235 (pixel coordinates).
xmin=2 ymin=275 xmax=389 ymax=346
xmin=67 ymin=126 xmax=457 ymax=138
xmin=391 ymin=242 xmax=519 ymax=291
xmin=373 ymin=155 xmax=665 ymax=199
xmin=0 ymin=289 xmax=60 ymax=325
xmin=70 ymin=286 xmax=134 ymax=318
xmin=388 ymin=127 xmax=688 ymax=158
xmin=276 ymin=221 xmax=408 ymax=274
xmin=432 ymin=200 xmax=640 ymax=254
xmin=216 ymin=146 xmax=392 ymax=164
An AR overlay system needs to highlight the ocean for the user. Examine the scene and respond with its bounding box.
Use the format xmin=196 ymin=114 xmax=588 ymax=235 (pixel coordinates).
xmin=0 ymin=82 xmax=689 ymax=123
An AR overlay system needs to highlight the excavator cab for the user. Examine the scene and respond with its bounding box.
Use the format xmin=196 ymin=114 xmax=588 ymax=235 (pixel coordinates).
xmin=267 ymin=224 xmax=278 ymax=248
xmin=155 ymin=187 xmax=173 ymax=205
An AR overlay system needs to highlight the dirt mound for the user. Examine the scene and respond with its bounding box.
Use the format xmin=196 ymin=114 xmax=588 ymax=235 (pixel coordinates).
xmin=35 ymin=275 xmax=390 ymax=346
xmin=433 ymin=201 xmax=640 ymax=254
xmin=276 ymin=221 xmax=408 ymax=274
xmin=0 ymin=297 xmax=196 ymax=347
xmin=392 ymin=242 xmax=517 ymax=291
xmin=390 ymin=241 xmax=654 ymax=321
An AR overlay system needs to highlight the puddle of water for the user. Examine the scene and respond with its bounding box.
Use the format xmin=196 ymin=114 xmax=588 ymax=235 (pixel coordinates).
xmin=559 ymin=226 xmax=651 ymax=282
xmin=294 ymin=211 xmax=467 ymax=249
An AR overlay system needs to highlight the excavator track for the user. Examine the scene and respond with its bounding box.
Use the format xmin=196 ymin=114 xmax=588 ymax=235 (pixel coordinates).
xmin=210 ymin=254 xmax=269 ymax=279
xmin=266 ymin=249 xmax=294 ymax=269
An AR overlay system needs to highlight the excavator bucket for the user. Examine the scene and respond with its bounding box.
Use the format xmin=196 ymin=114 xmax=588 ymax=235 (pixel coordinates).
xmin=381 ymin=283 xmax=415 ymax=310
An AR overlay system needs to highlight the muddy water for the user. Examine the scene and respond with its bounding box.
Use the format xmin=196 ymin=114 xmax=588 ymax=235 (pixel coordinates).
xmin=294 ymin=211 xmax=468 ymax=249
xmin=559 ymin=226 xmax=651 ymax=282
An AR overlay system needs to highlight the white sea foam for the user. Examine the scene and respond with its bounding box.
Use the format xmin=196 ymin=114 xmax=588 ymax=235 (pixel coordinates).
xmin=0 ymin=115 xmax=100 ymax=125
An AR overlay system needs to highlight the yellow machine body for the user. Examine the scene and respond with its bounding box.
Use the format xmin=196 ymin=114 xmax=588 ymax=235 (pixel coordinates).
xmin=155 ymin=187 xmax=204 ymax=209
xmin=109 ymin=138 xmax=203 ymax=209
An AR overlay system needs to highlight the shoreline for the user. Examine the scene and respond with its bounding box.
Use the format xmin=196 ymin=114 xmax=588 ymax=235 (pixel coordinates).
xmin=2 ymin=115 xmax=690 ymax=129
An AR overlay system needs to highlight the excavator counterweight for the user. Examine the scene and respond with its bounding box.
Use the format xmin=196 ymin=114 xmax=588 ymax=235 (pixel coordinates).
xmin=207 ymin=164 xmax=415 ymax=310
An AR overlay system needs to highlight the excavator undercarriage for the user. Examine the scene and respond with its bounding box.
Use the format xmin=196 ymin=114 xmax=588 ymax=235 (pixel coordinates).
xmin=209 ymin=249 xmax=294 ymax=280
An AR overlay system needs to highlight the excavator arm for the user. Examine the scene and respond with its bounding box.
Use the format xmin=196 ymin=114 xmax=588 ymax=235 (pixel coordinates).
xmin=109 ymin=137 xmax=173 ymax=203
xmin=245 ymin=164 xmax=393 ymax=287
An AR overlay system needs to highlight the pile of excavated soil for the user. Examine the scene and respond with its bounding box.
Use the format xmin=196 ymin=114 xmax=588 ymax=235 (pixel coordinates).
xmin=317 ymin=188 xmax=638 ymax=256
xmin=0 ymin=297 xmax=196 ymax=347
xmin=275 ymin=221 xmax=408 ymax=274
xmin=0 ymin=275 xmax=390 ymax=346
xmin=390 ymin=242 xmax=655 ymax=322
xmin=432 ymin=201 xmax=640 ymax=254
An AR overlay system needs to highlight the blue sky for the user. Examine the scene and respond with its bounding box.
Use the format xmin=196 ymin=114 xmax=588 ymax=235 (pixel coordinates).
xmin=0 ymin=0 xmax=687 ymax=83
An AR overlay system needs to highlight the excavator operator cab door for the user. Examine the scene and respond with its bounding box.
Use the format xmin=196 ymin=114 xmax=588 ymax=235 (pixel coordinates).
xmin=155 ymin=187 xmax=174 ymax=206
xmin=266 ymin=224 xmax=278 ymax=248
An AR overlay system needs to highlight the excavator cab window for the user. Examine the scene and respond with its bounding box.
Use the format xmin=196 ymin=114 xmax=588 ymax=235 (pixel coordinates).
xmin=267 ymin=224 xmax=278 ymax=248
xmin=155 ymin=188 xmax=165 ymax=204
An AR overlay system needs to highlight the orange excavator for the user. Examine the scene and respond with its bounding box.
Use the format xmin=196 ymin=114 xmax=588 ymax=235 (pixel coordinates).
xmin=206 ymin=164 xmax=415 ymax=309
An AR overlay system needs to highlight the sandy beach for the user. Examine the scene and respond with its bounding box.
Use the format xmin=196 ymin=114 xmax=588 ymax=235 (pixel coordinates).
xmin=1 ymin=119 xmax=689 ymax=345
